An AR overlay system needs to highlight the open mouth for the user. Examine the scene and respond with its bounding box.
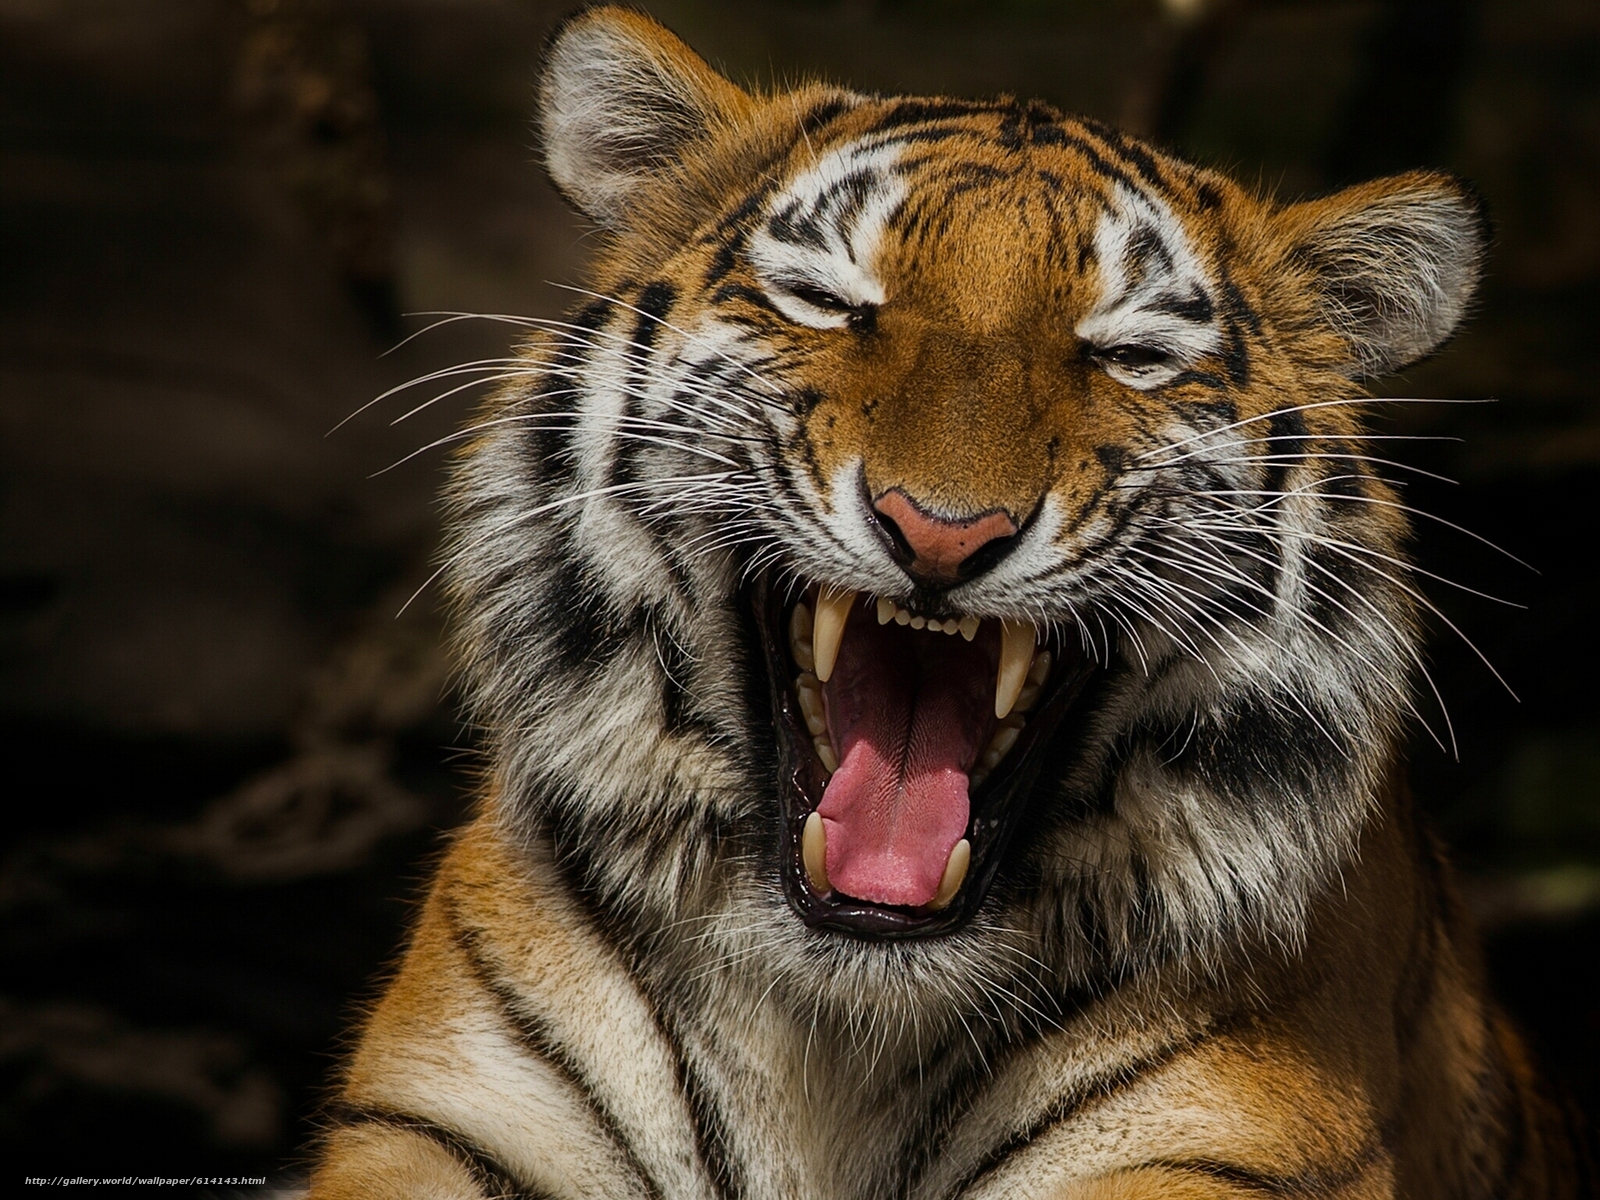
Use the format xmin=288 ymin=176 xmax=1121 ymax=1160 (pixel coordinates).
xmin=753 ymin=576 xmax=1099 ymax=939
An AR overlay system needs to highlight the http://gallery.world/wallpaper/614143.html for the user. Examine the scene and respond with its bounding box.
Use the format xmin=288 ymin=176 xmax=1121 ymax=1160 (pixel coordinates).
xmin=1 ymin=0 xmax=1597 ymax=1185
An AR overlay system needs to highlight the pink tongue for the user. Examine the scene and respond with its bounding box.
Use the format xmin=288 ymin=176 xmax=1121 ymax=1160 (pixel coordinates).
xmin=816 ymin=613 xmax=997 ymax=908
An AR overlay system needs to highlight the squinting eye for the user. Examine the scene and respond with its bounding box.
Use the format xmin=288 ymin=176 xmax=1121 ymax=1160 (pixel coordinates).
xmin=1092 ymin=343 xmax=1172 ymax=369
xmin=784 ymin=282 xmax=855 ymax=312
xmin=781 ymin=282 xmax=877 ymax=330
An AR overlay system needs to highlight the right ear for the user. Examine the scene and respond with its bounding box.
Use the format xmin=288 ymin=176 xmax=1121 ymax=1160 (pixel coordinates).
xmin=538 ymin=6 xmax=756 ymax=229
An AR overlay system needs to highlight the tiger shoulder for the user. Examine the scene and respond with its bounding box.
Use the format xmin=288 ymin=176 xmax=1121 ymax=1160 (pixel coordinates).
xmin=309 ymin=7 xmax=1591 ymax=1198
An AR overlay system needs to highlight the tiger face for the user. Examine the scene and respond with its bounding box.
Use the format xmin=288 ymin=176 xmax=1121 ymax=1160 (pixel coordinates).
xmin=447 ymin=8 xmax=1483 ymax=1029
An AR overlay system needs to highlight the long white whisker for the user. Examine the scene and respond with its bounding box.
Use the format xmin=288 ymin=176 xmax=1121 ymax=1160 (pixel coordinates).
xmin=1134 ymin=395 xmax=1492 ymax=462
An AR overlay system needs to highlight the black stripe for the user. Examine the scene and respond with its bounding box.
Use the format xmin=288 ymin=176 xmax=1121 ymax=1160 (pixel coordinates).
xmin=609 ymin=280 xmax=680 ymax=494
xmin=865 ymin=98 xmax=1005 ymax=134
xmin=801 ymin=96 xmax=852 ymax=135
xmin=951 ymin=1025 xmax=1223 ymax=1197
xmin=445 ymin=900 xmax=668 ymax=1200
xmin=673 ymin=1039 xmax=743 ymax=1200
xmin=1027 ymin=121 xmax=1142 ymax=194
xmin=1150 ymin=286 xmax=1214 ymax=324
xmin=525 ymin=298 xmax=614 ymax=473
xmin=599 ymin=279 xmax=706 ymax=603
xmin=1077 ymin=117 xmax=1171 ymax=192
xmin=1166 ymin=368 xmax=1229 ymax=390
xmin=537 ymin=838 xmax=748 ymax=1200
xmin=327 ymin=1102 xmax=550 ymax=1200
xmin=766 ymin=196 xmax=829 ymax=250
xmin=539 ymin=556 xmax=633 ymax=677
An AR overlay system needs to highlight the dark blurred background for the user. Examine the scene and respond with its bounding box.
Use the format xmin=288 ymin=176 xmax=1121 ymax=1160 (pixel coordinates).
xmin=2 ymin=0 xmax=1596 ymax=1185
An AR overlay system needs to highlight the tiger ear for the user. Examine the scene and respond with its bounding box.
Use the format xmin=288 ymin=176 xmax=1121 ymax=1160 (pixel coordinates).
xmin=538 ymin=6 xmax=755 ymax=229
xmin=1281 ymin=173 xmax=1487 ymax=378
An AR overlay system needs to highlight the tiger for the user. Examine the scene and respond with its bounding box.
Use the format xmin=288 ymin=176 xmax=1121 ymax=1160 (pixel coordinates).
xmin=308 ymin=7 xmax=1591 ymax=1198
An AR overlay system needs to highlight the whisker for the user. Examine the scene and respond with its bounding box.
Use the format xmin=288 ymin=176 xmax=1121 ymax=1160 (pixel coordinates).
xmin=1134 ymin=395 xmax=1492 ymax=462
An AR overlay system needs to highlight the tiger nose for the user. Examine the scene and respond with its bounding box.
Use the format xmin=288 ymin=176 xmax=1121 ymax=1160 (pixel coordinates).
xmin=871 ymin=489 xmax=1020 ymax=584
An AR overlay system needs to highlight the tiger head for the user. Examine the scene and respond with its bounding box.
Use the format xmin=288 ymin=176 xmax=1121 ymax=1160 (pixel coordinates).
xmin=446 ymin=8 xmax=1483 ymax=1030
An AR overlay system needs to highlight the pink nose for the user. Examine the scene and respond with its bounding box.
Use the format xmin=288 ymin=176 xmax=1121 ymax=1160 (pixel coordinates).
xmin=872 ymin=489 xmax=1019 ymax=583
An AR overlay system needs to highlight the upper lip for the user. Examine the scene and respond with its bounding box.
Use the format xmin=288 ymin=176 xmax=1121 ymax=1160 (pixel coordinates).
xmin=752 ymin=573 xmax=1100 ymax=940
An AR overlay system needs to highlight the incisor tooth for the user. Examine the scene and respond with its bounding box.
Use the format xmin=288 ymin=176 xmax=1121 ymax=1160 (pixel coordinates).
xmin=876 ymin=596 xmax=895 ymax=625
xmin=910 ymin=615 xmax=926 ymax=630
xmin=895 ymin=609 xmax=911 ymax=626
xmin=995 ymin=620 xmax=1035 ymax=718
xmin=790 ymin=603 xmax=815 ymax=672
xmin=802 ymin=812 xmax=830 ymax=893
xmin=958 ymin=615 xmax=980 ymax=642
xmin=929 ymin=838 xmax=971 ymax=911
xmin=812 ymin=586 xmax=855 ymax=683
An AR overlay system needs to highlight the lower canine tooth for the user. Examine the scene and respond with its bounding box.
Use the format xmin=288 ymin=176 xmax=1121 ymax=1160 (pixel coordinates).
xmin=812 ymin=586 xmax=855 ymax=683
xmin=796 ymin=674 xmax=826 ymax=736
xmin=814 ymin=737 xmax=839 ymax=773
xmin=802 ymin=811 xmax=830 ymax=893
xmin=790 ymin=603 xmax=815 ymax=672
xmin=980 ymin=717 xmax=1025 ymax=770
xmin=929 ymin=838 xmax=970 ymax=910
xmin=995 ymin=620 xmax=1035 ymax=718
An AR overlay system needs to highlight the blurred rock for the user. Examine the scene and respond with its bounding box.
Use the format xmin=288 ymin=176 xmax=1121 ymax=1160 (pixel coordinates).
xmin=0 ymin=998 xmax=282 ymax=1148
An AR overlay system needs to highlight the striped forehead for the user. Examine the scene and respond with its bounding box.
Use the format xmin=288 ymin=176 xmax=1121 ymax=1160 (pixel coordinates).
xmin=744 ymin=138 xmax=906 ymax=320
xmin=1076 ymin=181 xmax=1221 ymax=364
xmin=743 ymin=118 xmax=1222 ymax=360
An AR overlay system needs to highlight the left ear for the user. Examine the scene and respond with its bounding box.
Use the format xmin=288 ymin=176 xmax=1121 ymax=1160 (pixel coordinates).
xmin=1279 ymin=172 xmax=1487 ymax=378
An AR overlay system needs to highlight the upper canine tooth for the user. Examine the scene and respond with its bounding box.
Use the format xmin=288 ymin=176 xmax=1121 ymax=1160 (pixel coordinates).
xmin=995 ymin=620 xmax=1035 ymax=718
xmin=802 ymin=811 xmax=830 ymax=893
xmin=812 ymin=586 xmax=855 ymax=683
xmin=789 ymin=603 xmax=815 ymax=672
xmin=876 ymin=596 xmax=895 ymax=625
xmin=929 ymin=838 xmax=971 ymax=911
xmin=958 ymin=615 xmax=980 ymax=642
